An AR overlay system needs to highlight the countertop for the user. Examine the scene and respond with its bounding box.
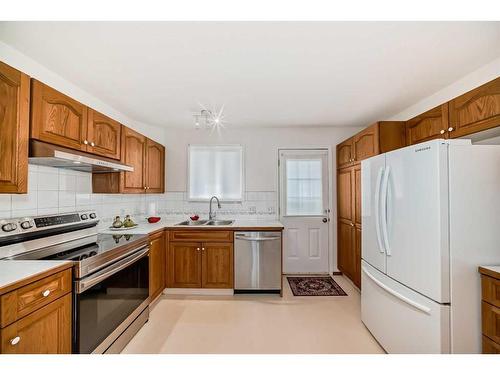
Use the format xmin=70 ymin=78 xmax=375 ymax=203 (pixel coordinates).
xmin=98 ymin=218 xmax=284 ymax=235
xmin=479 ymin=265 xmax=500 ymax=279
xmin=0 ymin=260 xmax=73 ymax=295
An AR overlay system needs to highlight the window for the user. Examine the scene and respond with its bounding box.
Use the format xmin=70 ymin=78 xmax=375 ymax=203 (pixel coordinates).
xmin=285 ymin=159 xmax=323 ymax=215
xmin=188 ymin=145 xmax=243 ymax=201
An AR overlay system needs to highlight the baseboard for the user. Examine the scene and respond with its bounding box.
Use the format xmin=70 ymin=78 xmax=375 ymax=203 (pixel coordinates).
xmin=163 ymin=288 xmax=234 ymax=296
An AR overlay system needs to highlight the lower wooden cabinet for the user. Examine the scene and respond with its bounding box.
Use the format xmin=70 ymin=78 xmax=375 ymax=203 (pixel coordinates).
xmin=149 ymin=231 xmax=166 ymax=300
xmin=167 ymin=241 xmax=233 ymax=289
xmin=0 ymin=292 xmax=71 ymax=354
xmin=479 ymin=267 xmax=500 ymax=353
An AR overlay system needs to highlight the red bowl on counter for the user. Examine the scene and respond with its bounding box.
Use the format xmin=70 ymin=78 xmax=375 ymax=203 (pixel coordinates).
xmin=147 ymin=217 xmax=161 ymax=223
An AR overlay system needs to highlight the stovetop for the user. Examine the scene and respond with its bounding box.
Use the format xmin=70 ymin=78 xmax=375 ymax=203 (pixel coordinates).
xmin=43 ymin=233 xmax=147 ymax=262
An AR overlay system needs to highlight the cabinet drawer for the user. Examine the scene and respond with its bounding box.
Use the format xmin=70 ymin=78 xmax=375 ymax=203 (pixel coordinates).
xmin=0 ymin=269 xmax=71 ymax=328
xmin=482 ymin=301 xmax=500 ymax=344
xmin=169 ymin=230 xmax=233 ymax=243
xmin=0 ymin=293 xmax=71 ymax=354
xmin=481 ymin=275 xmax=500 ymax=307
xmin=483 ymin=335 xmax=500 ymax=354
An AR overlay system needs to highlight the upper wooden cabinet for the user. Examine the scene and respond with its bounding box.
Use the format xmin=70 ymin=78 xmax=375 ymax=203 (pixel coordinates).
xmin=121 ymin=126 xmax=147 ymax=193
xmin=337 ymin=138 xmax=354 ymax=168
xmin=146 ymin=138 xmax=165 ymax=193
xmin=406 ymin=104 xmax=449 ymax=145
xmin=337 ymin=122 xmax=405 ymax=168
xmin=87 ymin=109 xmax=121 ymax=159
xmin=449 ymin=77 xmax=500 ymax=138
xmin=30 ymin=80 xmax=88 ymax=151
xmin=0 ymin=61 xmax=29 ymax=194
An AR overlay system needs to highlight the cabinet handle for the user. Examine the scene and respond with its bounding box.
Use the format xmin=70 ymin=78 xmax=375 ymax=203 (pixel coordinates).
xmin=42 ymin=290 xmax=50 ymax=297
xmin=90 ymin=141 xmax=95 ymax=147
xmin=350 ymin=223 xmax=355 ymax=227
xmin=196 ymin=247 xmax=200 ymax=251
xmin=202 ymin=247 xmax=205 ymax=251
xmin=10 ymin=336 xmax=20 ymax=346
xmin=440 ymin=130 xmax=445 ymax=135
xmin=448 ymin=127 xmax=454 ymax=132
xmin=83 ymin=140 xmax=89 ymax=145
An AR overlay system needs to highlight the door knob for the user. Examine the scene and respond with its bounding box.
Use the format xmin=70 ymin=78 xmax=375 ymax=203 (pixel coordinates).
xmin=322 ymin=218 xmax=328 ymax=223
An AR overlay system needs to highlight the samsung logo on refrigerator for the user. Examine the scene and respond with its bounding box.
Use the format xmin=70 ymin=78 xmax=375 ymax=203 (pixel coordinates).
xmin=415 ymin=146 xmax=431 ymax=152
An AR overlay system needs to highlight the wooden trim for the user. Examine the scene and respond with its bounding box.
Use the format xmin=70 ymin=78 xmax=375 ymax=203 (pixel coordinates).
xmin=0 ymin=262 xmax=73 ymax=296
xmin=479 ymin=266 xmax=500 ymax=280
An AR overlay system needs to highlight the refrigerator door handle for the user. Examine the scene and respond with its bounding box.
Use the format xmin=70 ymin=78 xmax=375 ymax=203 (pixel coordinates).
xmin=362 ymin=266 xmax=431 ymax=314
xmin=381 ymin=166 xmax=391 ymax=256
xmin=374 ymin=167 xmax=385 ymax=253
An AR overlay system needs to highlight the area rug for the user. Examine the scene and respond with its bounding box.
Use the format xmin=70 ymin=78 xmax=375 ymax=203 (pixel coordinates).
xmin=287 ymin=276 xmax=347 ymax=296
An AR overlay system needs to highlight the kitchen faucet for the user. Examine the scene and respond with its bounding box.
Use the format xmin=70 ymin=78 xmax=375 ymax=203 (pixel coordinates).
xmin=209 ymin=196 xmax=221 ymax=220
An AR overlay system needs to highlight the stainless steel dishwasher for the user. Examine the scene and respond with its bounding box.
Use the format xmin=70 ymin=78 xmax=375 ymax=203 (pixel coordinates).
xmin=234 ymin=231 xmax=282 ymax=293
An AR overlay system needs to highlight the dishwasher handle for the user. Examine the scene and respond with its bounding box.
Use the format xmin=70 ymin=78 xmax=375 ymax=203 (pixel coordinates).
xmin=235 ymin=234 xmax=281 ymax=242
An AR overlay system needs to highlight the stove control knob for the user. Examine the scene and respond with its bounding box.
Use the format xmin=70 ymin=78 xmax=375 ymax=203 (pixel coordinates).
xmin=2 ymin=223 xmax=17 ymax=232
xmin=20 ymin=221 xmax=33 ymax=230
xmin=80 ymin=214 xmax=88 ymax=220
xmin=89 ymin=213 xmax=96 ymax=219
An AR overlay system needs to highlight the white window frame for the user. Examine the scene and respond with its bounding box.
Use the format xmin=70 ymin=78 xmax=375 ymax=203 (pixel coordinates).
xmin=187 ymin=144 xmax=245 ymax=202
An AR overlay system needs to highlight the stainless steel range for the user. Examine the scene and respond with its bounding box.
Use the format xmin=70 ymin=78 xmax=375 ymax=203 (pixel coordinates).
xmin=0 ymin=211 xmax=150 ymax=354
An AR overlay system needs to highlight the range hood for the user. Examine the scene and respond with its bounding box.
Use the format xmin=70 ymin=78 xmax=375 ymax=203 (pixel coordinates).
xmin=29 ymin=140 xmax=133 ymax=173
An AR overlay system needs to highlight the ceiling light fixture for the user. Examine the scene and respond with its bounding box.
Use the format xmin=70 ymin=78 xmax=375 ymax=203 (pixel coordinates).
xmin=193 ymin=106 xmax=227 ymax=131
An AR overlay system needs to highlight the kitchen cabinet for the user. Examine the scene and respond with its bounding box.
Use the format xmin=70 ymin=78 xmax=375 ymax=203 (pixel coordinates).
xmin=337 ymin=122 xmax=405 ymax=168
xmin=0 ymin=61 xmax=30 ymax=194
xmin=479 ymin=267 xmax=500 ymax=353
xmin=0 ymin=266 xmax=72 ymax=354
xmin=449 ymin=77 xmax=500 ymax=138
xmin=121 ymin=126 xmax=147 ymax=193
xmin=337 ymin=138 xmax=354 ymax=168
xmin=406 ymin=104 xmax=449 ymax=145
xmin=149 ymin=231 xmax=166 ymax=300
xmin=87 ymin=109 xmax=122 ymax=159
xmin=30 ymin=79 xmax=88 ymax=152
xmin=146 ymin=138 xmax=165 ymax=193
xmin=167 ymin=231 xmax=234 ymax=289
xmin=337 ymin=167 xmax=354 ymax=223
xmin=337 ymin=220 xmax=355 ymax=282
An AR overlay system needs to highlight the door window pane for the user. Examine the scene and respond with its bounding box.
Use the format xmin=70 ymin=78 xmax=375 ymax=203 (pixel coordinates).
xmin=286 ymin=159 xmax=323 ymax=215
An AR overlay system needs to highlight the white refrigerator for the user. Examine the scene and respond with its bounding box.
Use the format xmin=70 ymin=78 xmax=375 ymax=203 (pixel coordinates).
xmin=361 ymin=139 xmax=500 ymax=353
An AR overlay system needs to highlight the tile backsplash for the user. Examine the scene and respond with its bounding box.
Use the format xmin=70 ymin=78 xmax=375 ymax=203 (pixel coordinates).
xmin=0 ymin=165 xmax=278 ymax=227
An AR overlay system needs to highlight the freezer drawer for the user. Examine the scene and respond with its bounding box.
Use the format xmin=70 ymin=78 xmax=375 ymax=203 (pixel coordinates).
xmin=361 ymin=260 xmax=450 ymax=353
xmin=234 ymin=231 xmax=281 ymax=291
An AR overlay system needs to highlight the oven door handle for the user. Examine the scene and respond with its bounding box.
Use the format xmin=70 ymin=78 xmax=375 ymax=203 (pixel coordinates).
xmin=75 ymin=246 xmax=149 ymax=293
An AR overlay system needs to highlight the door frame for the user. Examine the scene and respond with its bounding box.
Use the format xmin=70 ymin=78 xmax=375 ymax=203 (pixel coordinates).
xmin=277 ymin=146 xmax=334 ymax=274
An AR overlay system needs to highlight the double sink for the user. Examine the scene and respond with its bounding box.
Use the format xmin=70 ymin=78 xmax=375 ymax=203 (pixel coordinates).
xmin=176 ymin=219 xmax=234 ymax=226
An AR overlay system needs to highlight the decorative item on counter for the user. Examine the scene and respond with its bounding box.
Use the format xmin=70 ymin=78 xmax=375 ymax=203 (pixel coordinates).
xmin=147 ymin=216 xmax=161 ymax=223
xmin=112 ymin=216 xmax=123 ymax=228
xmin=190 ymin=215 xmax=200 ymax=221
xmin=123 ymin=215 xmax=136 ymax=228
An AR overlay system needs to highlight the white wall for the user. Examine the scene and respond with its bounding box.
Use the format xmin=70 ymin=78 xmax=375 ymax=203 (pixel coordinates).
xmin=0 ymin=41 xmax=165 ymax=144
xmin=388 ymin=56 xmax=500 ymax=121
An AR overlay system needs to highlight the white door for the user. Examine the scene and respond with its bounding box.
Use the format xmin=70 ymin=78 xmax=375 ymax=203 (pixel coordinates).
xmin=384 ymin=140 xmax=450 ymax=303
xmin=279 ymin=149 xmax=329 ymax=274
xmin=361 ymin=153 xmax=387 ymax=273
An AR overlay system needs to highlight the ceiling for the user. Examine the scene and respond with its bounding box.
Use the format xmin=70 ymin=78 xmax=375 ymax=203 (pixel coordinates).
xmin=1 ymin=22 xmax=500 ymax=129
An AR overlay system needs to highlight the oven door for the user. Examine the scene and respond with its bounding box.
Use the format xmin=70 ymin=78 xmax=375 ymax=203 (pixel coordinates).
xmin=73 ymin=246 xmax=149 ymax=354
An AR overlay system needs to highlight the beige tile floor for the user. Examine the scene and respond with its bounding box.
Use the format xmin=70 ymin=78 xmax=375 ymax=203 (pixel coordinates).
xmin=122 ymin=275 xmax=385 ymax=354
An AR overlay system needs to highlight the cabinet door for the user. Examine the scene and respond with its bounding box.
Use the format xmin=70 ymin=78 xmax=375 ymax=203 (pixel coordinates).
xmin=337 ymin=138 xmax=353 ymax=168
xmin=354 ymin=164 xmax=361 ymax=227
xmin=449 ymin=77 xmax=500 ymax=138
xmin=0 ymin=61 xmax=29 ymax=193
xmin=167 ymin=242 xmax=201 ymax=288
xmin=353 ymin=124 xmax=379 ymax=162
xmin=87 ymin=109 xmax=121 ymax=159
xmin=120 ymin=126 xmax=146 ymax=193
xmin=406 ymin=104 xmax=449 ymax=145
xmin=0 ymin=294 xmax=71 ymax=354
xmin=337 ymin=167 xmax=354 ymax=222
xmin=149 ymin=231 xmax=165 ymax=300
xmin=145 ymin=138 xmax=165 ymax=193
xmin=353 ymin=226 xmax=361 ymax=289
xmin=30 ymin=80 xmax=87 ymax=151
xmin=337 ymin=220 xmax=354 ymax=280
xmin=201 ymin=243 xmax=233 ymax=289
